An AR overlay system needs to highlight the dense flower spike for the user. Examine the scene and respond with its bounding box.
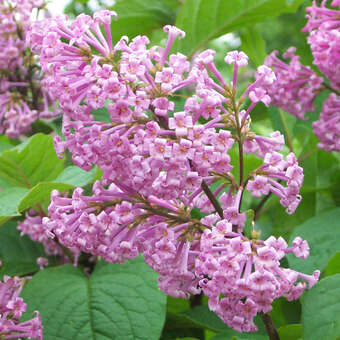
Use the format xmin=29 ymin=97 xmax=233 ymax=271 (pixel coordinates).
xmin=303 ymin=0 xmax=340 ymax=90
xmin=265 ymin=1 xmax=340 ymax=152
xmin=27 ymin=11 xmax=317 ymax=333
xmin=264 ymin=48 xmax=323 ymax=119
xmin=0 ymin=266 xmax=43 ymax=339
xmin=17 ymin=210 xmax=78 ymax=260
xmin=0 ymin=0 xmax=59 ymax=138
xmin=313 ymin=93 xmax=340 ymax=152
xmin=196 ymin=226 xmax=319 ymax=332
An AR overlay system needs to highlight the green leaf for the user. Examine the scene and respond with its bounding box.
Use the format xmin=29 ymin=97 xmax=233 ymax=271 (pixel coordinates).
xmin=110 ymin=0 xmax=179 ymax=41
xmin=17 ymin=182 xmax=73 ymax=212
xmin=326 ymin=252 xmax=340 ymax=277
xmin=167 ymin=296 xmax=190 ymax=314
xmin=240 ymin=26 xmax=266 ymax=67
xmin=173 ymin=0 xmax=304 ymax=57
xmin=0 ymin=177 xmax=14 ymax=190
xmin=302 ymin=274 xmax=340 ymax=340
xmin=277 ymin=324 xmax=302 ymax=340
xmin=0 ymin=133 xmax=64 ymax=188
xmin=17 ymin=167 xmax=96 ymax=212
xmin=210 ymin=333 xmax=268 ymax=340
xmin=287 ymin=208 xmax=340 ymax=274
xmin=0 ymin=136 xmax=14 ymax=154
xmin=179 ymin=306 xmax=266 ymax=337
xmin=0 ymin=187 xmax=29 ymax=222
xmin=54 ymin=166 xmax=95 ymax=187
xmin=0 ymin=220 xmax=46 ymax=278
xmin=22 ymin=256 xmax=166 ymax=340
xmin=180 ymin=305 xmax=231 ymax=333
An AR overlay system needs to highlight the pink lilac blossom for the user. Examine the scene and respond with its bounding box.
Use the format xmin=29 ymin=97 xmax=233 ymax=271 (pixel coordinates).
xmin=0 ymin=267 xmax=43 ymax=339
xmin=196 ymin=223 xmax=319 ymax=332
xmin=17 ymin=209 xmax=79 ymax=261
xmin=265 ymin=1 xmax=340 ymax=152
xmin=0 ymin=0 xmax=59 ymax=138
xmin=303 ymin=0 xmax=340 ymax=90
xmin=313 ymin=93 xmax=340 ymax=152
xmin=247 ymin=151 xmax=303 ymax=214
xmin=18 ymin=211 xmax=61 ymax=256
xmin=264 ymin=47 xmax=323 ymax=119
xmin=28 ymin=11 xmax=315 ymax=332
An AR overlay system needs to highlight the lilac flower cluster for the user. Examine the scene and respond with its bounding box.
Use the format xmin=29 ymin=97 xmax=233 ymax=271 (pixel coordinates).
xmin=0 ymin=262 xmax=43 ymax=339
xmin=41 ymin=178 xmax=319 ymax=331
xmin=264 ymin=47 xmax=323 ymax=120
xmin=0 ymin=0 xmax=59 ymax=138
xmin=264 ymin=0 xmax=340 ymax=152
xmin=303 ymin=0 xmax=340 ymax=152
xmin=196 ymin=223 xmax=318 ymax=332
xmin=17 ymin=210 xmax=79 ymax=263
xmin=23 ymin=10 xmax=321 ymax=332
xmin=313 ymin=93 xmax=340 ymax=152
xmin=17 ymin=211 xmax=60 ymax=256
xmin=302 ymin=0 xmax=340 ymax=90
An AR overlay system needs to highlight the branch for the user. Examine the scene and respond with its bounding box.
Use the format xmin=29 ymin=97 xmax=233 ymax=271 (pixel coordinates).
xmin=201 ymin=180 xmax=224 ymax=218
xmin=260 ymin=313 xmax=280 ymax=340
xmin=253 ymin=192 xmax=273 ymax=221
xmin=323 ymin=82 xmax=340 ymax=96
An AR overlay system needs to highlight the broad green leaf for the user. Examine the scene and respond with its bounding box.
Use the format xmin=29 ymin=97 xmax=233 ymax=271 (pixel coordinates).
xmin=0 ymin=177 xmax=14 ymax=190
xmin=240 ymin=26 xmax=266 ymax=67
xmin=210 ymin=333 xmax=268 ymax=340
xmin=17 ymin=167 xmax=96 ymax=212
xmin=0 ymin=137 xmax=13 ymax=154
xmin=326 ymin=252 xmax=340 ymax=277
xmin=167 ymin=296 xmax=190 ymax=314
xmin=180 ymin=306 xmax=265 ymax=336
xmin=287 ymin=208 xmax=340 ymax=274
xmin=0 ymin=134 xmax=64 ymax=188
xmin=54 ymin=166 xmax=96 ymax=187
xmin=277 ymin=324 xmax=302 ymax=340
xmin=302 ymin=274 xmax=340 ymax=340
xmin=0 ymin=220 xmax=45 ymax=278
xmin=22 ymin=257 xmax=166 ymax=340
xmin=173 ymin=0 xmax=304 ymax=57
xmin=110 ymin=0 xmax=179 ymax=42
xmin=0 ymin=187 xmax=29 ymax=222
xmin=17 ymin=182 xmax=73 ymax=212
xmin=180 ymin=305 xmax=231 ymax=333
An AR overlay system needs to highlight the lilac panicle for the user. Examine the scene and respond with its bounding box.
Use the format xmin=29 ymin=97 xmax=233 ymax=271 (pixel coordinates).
xmin=0 ymin=0 xmax=60 ymax=138
xmin=26 ymin=10 xmax=318 ymax=333
xmin=0 ymin=265 xmax=43 ymax=339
